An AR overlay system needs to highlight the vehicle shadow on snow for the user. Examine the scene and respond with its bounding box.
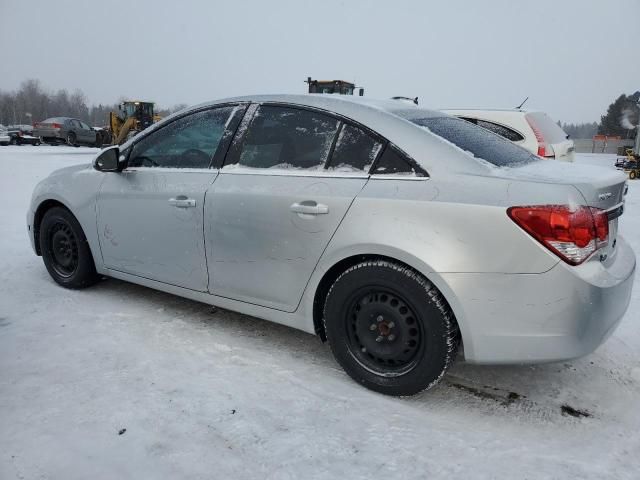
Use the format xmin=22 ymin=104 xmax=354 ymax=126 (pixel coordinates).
xmin=87 ymin=276 xmax=611 ymax=422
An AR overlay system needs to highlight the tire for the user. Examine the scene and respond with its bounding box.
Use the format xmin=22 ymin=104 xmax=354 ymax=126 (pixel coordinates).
xmin=39 ymin=207 xmax=99 ymax=289
xmin=323 ymin=260 xmax=459 ymax=396
xmin=630 ymin=170 xmax=637 ymax=180
xmin=66 ymin=132 xmax=77 ymax=147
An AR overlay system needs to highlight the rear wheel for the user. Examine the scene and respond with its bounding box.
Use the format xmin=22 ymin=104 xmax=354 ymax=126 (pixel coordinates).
xmin=66 ymin=132 xmax=77 ymax=147
xmin=39 ymin=207 xmax=99 ymax=289
xmin=324 ymin=260 xmax=459 ymax=396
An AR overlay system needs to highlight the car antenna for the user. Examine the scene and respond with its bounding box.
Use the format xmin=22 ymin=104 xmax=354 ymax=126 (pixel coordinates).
xmin=515 ymin=96 xmax=529 ymax=110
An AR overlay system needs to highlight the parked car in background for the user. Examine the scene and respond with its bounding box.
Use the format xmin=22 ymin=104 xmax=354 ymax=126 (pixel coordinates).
xmin=6 ymin=124 xmax=41 ymax=145
xmin=441 ymin=109 xmax=575 ymax=162
xmin=0 ymin=125 xmax=10 ymax=145
xmin=28 ymin=95 xmax=633 ymax=396
xmin=33 ymin=117 xmax=99 ymax=147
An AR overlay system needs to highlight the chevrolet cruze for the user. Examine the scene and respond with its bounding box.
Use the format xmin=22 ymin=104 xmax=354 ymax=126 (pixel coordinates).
xmin=27 ymin=95 xmax=635 ymax=395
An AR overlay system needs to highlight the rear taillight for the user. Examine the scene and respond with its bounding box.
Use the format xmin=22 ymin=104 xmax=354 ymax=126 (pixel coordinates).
xmin=51 ymin=123 xmax=62 ymax=129
xmin=526 ymin=116 xmax=551 ymax=158
xmin=507 ymin=205 xmax=609 ymax=265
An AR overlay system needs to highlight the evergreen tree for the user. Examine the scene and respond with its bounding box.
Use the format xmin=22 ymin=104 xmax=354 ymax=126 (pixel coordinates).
xmin=598 ymin=93 xmax=639 ymax=137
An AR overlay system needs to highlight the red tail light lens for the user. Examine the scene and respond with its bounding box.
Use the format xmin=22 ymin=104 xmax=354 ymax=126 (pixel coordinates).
xmin=51 ymin=123 xmax=62 ymax=129
xmin=507 ymin=205 xmax=609 ymax=265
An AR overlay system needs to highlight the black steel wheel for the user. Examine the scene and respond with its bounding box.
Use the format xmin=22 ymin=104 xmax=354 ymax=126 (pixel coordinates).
xmin=345 ymin=288 xmax=424 ymax=376
xmin=324 ymin=260 xmax=459 ymax=396
xmin=39 ymin=207 xmax=99 ymax=289
xmin=47 ymin=221 xmax=79 ymax=278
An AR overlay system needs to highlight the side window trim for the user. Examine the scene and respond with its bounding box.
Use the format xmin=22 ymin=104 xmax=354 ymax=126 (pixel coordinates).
xmin=222 ymin=103 xmax=260 ymax=168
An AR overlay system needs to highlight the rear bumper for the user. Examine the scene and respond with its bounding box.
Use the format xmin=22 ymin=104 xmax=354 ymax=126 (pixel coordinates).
xmin=442 ymin=235 xmax=635 ymax=364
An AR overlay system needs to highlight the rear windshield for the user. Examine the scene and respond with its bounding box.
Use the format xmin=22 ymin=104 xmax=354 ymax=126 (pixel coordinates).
xmin=399 ymin=114 xmax=540 ymax=167
xmin=525 ymin=112 xmax=568 ymax=143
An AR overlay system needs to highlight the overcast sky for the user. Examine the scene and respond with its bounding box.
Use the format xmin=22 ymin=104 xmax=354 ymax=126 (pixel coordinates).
xmin=2 ymin=0 xmax=638 ymax=123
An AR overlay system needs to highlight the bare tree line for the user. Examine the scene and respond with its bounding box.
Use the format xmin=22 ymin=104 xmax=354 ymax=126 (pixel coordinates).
xmin=0 ymin=79 xmax=187 ymax=127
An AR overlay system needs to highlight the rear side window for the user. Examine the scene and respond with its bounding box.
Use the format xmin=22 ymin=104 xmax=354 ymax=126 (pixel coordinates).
xmin=407 ymin=116 xmax=539 ymax=167
xmin=459 ymin=117 xmax=524 ymax=142
xmin=328 ymin=124 xmax=383 ymax=172
xmin=525 ymin=112 xmax=568 ymax=143
xmin=233 ymin=105 xmax=339 ymax=170
xmin=371 ymin=145 xmax=426 ymax=176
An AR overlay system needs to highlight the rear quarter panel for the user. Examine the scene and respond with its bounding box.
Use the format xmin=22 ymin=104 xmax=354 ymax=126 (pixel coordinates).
xmin=300 ymin=172 xmax=586 ymax=351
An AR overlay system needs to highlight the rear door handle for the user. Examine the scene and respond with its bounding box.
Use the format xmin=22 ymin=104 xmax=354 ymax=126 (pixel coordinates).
xmin=168 ymin=196 xmax=196 ymax=208
xmin=290 ymin=201 xmax=329 ymax=215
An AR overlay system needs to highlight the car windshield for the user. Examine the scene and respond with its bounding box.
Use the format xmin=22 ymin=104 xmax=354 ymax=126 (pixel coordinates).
xmin=394 ymin=111 xmax=540 ymax=167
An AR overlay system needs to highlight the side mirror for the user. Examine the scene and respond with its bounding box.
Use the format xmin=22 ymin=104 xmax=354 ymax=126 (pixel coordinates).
xmin=94 ymin=146 xmax=122 ymax=172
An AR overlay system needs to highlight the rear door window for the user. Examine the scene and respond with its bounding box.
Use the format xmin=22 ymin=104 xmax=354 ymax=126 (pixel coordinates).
xmin=328 ymin=124 xmax=383 ymax=172
xmin=229 ymin=105 xmax=339 ymax=170
xmin=405 ymin=116 xmax=539 ymax=167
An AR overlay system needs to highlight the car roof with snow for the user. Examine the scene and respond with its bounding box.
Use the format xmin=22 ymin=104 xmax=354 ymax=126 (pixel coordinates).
xmin=199 ymin=94 xmax=446 ymax=122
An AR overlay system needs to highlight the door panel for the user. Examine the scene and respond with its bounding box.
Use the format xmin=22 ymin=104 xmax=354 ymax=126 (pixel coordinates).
xmin=98 ymin=169 xmax=218 ymax=291
xmin=96 ymin=105 xmax=239 ymax=291
xmin=205 ymin=172 xmax=367 ymax=311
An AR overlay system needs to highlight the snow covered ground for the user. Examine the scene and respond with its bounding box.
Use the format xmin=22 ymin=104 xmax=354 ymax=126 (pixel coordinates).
xmin=0 ymin=146 xmax=638 ymax=479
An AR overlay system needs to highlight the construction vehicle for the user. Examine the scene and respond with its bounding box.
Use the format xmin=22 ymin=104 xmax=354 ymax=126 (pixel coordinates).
xmin=614 ymin=91 xmax=640 ymax=179
xmin=305 ymin=77 xmax=364 ymax=96
xmin=106 ymin=101 xmax=160 ymax=145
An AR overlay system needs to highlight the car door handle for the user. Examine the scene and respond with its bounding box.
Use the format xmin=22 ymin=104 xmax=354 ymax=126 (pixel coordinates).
xmin=168 ymin=196 xmax=196 ymax=208
xmin=290 ymin=201 xmax=329 ymax=215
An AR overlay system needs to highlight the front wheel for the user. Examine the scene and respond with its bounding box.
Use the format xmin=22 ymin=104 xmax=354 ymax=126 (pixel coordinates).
xmin=39 ymin=207 xmax=99 ymax=289
xmin=630 ymin=170 xmax=637 ymax=180
xmin=66 ymin=132 xmax=77 ymax=147
xmin=324 ymin=260 xmax=459 ymax=396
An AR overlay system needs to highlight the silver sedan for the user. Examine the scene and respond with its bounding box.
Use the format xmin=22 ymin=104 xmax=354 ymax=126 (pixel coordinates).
xmin=27 ymin=95 xmax=635 ymax=395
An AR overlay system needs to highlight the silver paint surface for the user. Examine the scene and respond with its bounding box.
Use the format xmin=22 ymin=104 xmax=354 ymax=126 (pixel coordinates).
xmin=28 ymin=94 xmax=636 ymax=364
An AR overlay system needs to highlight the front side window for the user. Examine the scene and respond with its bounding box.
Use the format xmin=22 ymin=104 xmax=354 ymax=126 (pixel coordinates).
xmin=230 ymin=105 xmax=339 ymax=170
xmin=129 ymin=107 xmax=234 ymax=169
xmin=328 ymin=124 xmax=383 ymax=172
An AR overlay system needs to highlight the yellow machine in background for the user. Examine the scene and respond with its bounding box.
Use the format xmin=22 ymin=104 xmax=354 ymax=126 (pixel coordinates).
xmin=108 ymin=101 xmax=160 ymax=145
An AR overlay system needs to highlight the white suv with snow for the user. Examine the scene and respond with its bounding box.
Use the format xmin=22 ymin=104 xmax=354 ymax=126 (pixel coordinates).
xmin=442 ymin=109 xmax=575 ymax=162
